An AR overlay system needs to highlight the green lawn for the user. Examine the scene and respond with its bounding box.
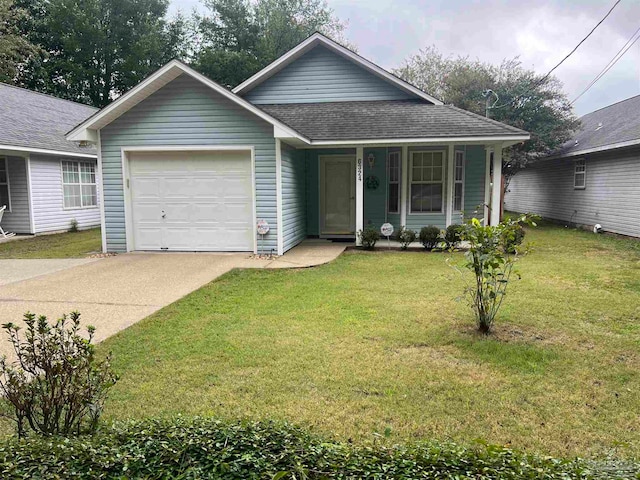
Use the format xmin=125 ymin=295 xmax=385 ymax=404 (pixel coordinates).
xmin=0 ymin=228 xmax=101 ymax=258
xmin=97 ymin=222 xmax=640 ymax=459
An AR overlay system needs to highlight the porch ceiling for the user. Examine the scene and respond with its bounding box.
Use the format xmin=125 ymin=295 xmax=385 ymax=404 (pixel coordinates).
xmin=261 ymin=100 xmax=529 ymax=143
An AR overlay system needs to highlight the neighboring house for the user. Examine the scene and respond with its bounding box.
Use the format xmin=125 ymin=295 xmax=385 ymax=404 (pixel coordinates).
xmin=506 ymin=95 xmax=640 ymax=238
xmin=0 ymin=83 xmax=100 ymax=234
xmin=67 ymin=33 xmax=529 ymax=255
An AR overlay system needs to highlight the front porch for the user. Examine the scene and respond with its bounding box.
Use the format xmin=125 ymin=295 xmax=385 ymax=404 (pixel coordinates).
xmin=277 ymin=141 xmax=505 ymax=253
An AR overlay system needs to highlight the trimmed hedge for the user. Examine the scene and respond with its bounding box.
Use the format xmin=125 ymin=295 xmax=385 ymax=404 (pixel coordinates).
xmin=0 ymin=417 xmax=634 ymax=479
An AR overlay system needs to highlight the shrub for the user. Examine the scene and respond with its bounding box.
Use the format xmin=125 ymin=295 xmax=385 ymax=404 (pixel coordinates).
xmin=419 ymin=225 xmax=442 ymax=251
xmin=501 ymin=223 xmax=526 ymax=253
xmin=397 ymin=226 xmax=417 ymax=250
xmin=0 ymin=417 xmax=603 ymax=479
xmin=0 ymin=312 xmax=118 ymax=437
xmin=444 ymin=224 xmax=464 ymax=249
xmin=68 ymin=218 xmax=79 ymax=233
xmin=456 ymin=215 xmax=535 ymax=334
xmin=358 ymin=225 xmax=380 ymax=250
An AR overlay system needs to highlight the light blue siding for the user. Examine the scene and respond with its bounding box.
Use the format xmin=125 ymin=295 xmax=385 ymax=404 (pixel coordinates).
xmin=2 ymin=156 xmax=31 ymax=233
xmin=244 ymin=46 xmax=415 ymax=104
xmin=100 ymin=74 xmax=277 ymax=252
xmin=281 ymin=143 xmax=306 ymax=252
xmin=363 ymin=147 xmax=400 ymax=232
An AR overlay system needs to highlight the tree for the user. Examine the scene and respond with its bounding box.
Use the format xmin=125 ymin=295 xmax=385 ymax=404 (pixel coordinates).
xmin=395 ymin=47 xmax=580 ymax=188
xmin=15 ymin=0 xmax=188 ymax=107
xmin=0 ymin=0 xmax=40 ymax=83
xmin=193 ymin=0 xmax=348 ymax=88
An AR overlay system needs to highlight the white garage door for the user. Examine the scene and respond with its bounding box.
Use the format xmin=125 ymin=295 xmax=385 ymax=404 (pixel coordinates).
xmin=129 ymin=150 xmax=254 ymax=252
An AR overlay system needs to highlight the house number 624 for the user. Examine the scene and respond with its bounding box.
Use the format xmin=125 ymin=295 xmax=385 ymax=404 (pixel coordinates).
xmin=357 ymin=158 xmax=363 ymax=181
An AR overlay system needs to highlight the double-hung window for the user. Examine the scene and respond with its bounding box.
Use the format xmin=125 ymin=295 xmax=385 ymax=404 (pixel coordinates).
xmin=0 ymin=158 xmax=10 ymax=211
xmin=410 ymin=151 xmax=444 ymax=213
xmin=454 ymin=151 xmax=465 ymax=211
xmin=574 ymin=159 xmax=586 ymax=189
xmin=62 ymin=161 xmax=97 ymax=208
xmin=387 ymin=150 xmax=400 ymax=214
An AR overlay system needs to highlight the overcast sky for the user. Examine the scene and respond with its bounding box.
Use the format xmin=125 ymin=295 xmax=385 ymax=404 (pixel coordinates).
xmin=169 ymin=0 xmax=640 ymax=117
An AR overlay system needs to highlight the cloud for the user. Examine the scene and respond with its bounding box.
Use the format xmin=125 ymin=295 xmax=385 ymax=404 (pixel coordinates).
xmin=170 ymin=0 xmax=640 ymax=116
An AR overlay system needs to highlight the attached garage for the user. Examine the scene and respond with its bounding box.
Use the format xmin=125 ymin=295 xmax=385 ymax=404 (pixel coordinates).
xmin=125 ymin=149 xmax=255 ymax=252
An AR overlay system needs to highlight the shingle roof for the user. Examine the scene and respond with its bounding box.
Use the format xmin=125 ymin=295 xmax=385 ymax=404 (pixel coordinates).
xmin=556 ymin=94 xmax=640 ymax=157
xmin=259 ymin=100 xmax=528 ymax=141
xmin=0 ymin=83 xmax=97 ymax=156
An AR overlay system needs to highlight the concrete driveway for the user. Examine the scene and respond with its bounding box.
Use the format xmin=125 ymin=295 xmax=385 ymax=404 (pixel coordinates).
xmin=0 ymin=241 xmax=347 ymax=359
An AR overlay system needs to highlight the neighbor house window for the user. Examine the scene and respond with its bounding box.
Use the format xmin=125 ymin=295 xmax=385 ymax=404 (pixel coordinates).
xmin=0 ymin=158 xmax=10 ymax=211
xmin=574 ymin=159 xmax=586 ymax=189
xmin=62 ymin=160 xmax=97 ymax=208
xmin=410 ymin=151 xmax=444 ymax=213
xmin=454 ymin=150 xmax=465 ymax=211
xmin=387 ymin=150 xmax=400 ymax=214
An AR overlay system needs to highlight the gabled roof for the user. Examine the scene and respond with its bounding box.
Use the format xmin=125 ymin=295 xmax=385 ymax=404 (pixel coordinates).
xmin=66 ymin=60 xmax=308 ymax=143
xmin=232 ymin=32 xmax=443 ymax=105
xmin=554 ymin=94 xmax=640 ymax=158
xmin=0 ymin=83 xmax=97 ymax=158
xmin=259 ymin=100 xmax=529 ymax=144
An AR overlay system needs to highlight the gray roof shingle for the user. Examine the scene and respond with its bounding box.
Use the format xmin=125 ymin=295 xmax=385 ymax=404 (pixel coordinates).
xmin=0 ymin=83 xmax=97 ymax=156
xmin=557 ymin=94 xmax=640 ymax=157
xmin=259 ymin=100 xmax=528 ymax=141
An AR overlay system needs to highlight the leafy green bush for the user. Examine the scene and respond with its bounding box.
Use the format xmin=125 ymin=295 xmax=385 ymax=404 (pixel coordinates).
xmin=0 ymin=312 xmax=118 ymax=437
xmin=501 ymin=223 xmax=526 ymax=253
xmin=419 ymin=225 xmax=442 ymax=251
xmin=397 ymin=226 xmax=417 ymax=250
xmin=0 ymin=417 xmax=613 ymax=479
xmin=358 ymin=225 xmax=380 ymax=250
xmin=456 ymin=215 xmax=535 ymax=334
xmin=444 ymin=224 xmax=464 ymax=249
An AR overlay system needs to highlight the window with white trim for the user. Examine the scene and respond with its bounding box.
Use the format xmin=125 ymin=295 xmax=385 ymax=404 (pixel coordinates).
xmin=410 ymin=151 xmax=444 ymax=213
xmin=0 ymin=158 xmax=10 ymax=211
xmin=574 ymin=159 xmax=586 ymax=189
xmin=387 ymin=150 xmax=400 ymax=214
xmin=62 ymin=161 xmax=97 ymax=208
xmin=454 ymin=150 xmax=465 ymax=211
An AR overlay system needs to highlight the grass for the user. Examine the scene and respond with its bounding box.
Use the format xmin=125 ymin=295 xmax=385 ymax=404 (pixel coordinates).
xmin=53 ymin=223 xmax=640 ymax=459
xmin=0 ymin=228 xmax=101 ymax=258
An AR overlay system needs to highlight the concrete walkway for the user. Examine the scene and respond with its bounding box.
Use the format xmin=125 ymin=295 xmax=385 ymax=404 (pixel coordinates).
xmin=0 ymin=240 xmax=347 ymax=358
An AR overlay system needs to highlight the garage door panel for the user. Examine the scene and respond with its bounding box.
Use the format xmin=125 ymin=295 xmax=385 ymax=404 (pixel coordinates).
xmin=129 ymin=150 xmax=254 ymax=252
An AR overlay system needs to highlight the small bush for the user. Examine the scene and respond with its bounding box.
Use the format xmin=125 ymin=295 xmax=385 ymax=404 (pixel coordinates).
xmin=358 ymin=225 xmax=380 ymax=250
xmin=501 ymin=223 xmax=526 ymax=253
xmin=68 ymin=218 xmax=79 ymax=233
xmin=0 ymin=312 xmax=118 ymax=437
xmin=397 ymin=226 xmax=417 ymax=250
xmin=444 ymin=224 xmax=464 ymax=249
xmin=0 ymin=417 xmax=605 ymax=479
xmin=419 ymin=225 xmax=442 ymax=251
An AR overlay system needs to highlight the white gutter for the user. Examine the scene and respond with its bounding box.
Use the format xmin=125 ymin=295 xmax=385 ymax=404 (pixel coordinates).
xmin=0 ymin=144 xmax=96 ymax=159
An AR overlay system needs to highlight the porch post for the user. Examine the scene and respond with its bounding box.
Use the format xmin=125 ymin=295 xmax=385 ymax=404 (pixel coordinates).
xmin=275 ymin=138 xmax=284 ymax=255
xmin=446 ymin=144 xmax=455 ymax=226
xmin=483 ymin=146 xmax=491 ymax=226
xmin=400 ymin=145 xmax=408 ymax=227
xmin=490 ymin=143 xmax=503 ymax=226
xmin=355 ymin=146 xmax=364 ymax=245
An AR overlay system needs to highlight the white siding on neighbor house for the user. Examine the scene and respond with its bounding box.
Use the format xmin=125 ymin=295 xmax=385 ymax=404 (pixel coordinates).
xmin=100 ymin=74 xmax=278 ymax=253
xmin=243 ymin=46 xmax=415 ymax=104
xmin=281 ymin=143 xmax=306 ymax=252
xmin=1 ymin=156 xmax=31 ymax=233
xmin=505 ymin=148 xmax=640 ymax=238
xmin=30 ymin=154 xmax=101 ymax=233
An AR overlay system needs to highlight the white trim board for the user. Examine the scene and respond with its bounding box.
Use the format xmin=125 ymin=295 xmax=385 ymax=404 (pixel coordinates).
xmin=67 ymin=60 xmax=308 ymax=144
xmin=544 ymin=138 xmax=640 ymax=160
xmin=304 ymin=136 xmax=529 ymax=147
xmin=0 ymin=144 xmax=96 ymax=159
xmin=233 ymin=33 xmax=443 ymax=105
xmin=119 ymin=145 xmax=258 ymax=254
